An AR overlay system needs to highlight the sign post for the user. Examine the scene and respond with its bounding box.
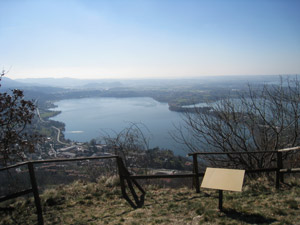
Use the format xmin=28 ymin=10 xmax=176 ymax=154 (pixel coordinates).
xmin=218 ymin=190 xmax=223 ymax=211
xmin=201 ymin=168 xmax=245 ymax=211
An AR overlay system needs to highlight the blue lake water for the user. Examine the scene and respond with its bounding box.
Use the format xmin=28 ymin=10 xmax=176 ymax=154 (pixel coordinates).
xmin=50 ymin=97 xmax=188 ymax=156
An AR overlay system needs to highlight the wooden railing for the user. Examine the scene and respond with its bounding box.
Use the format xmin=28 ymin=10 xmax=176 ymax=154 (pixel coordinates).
xmin=1 ymin=146 xmax=300 ymax=224
xmin=127 ymin=147 xmax=300 ymax=194
xmin=0 ymin=155 xmax=145 ymax=225
xmin=188 ymin=146 xmax=300 ymax=192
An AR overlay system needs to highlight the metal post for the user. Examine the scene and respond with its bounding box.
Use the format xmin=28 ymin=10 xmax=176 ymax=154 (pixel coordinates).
xmin=28 ymin=162 xmax=44 ymax=225
xmin=218 ymin=190 xmax=223 ymax=211
xmin=192 ymin=154 xmax=200 ymax=193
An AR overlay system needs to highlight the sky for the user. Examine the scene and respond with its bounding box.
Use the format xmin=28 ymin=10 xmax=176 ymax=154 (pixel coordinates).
xmin=1 ymin=0 xmax=300 ymax=79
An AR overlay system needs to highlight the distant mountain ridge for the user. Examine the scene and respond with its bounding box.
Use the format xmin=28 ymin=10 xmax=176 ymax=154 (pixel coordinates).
xmin=15 ymin=75 xmax=281 ymax=89
xmin=0 ymin=77 xmax=32 ymax=89
xmin=16 ymin=77 xmax=123 ymax=89
xmin=82 ymin=81 xmax=122 ymax=89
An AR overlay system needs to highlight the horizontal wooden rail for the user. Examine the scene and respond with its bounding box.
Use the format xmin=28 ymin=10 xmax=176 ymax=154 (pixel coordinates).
xmin=246 ymin=168 xmax=277 ymax=173
xmin=280 ymin=168 xmax=300 ymax=173
xmin=0 ymin=189 xmax=33 ymax=203
xmin=0 ymin=162 xmax=28 ymax=171
xmin=130 ymin=173 xmax=203 ymax=179
xmin=32 ymin=155 xmax=118 ymax=164
xmin=188 ymin=151 xmax=278 ymax=156
xmin=278 ymin=146 xmax=300 ymax=152
xmin=0 ymin=155 xmax=118 ymax=172
xmin=131 ymin=168 xmax=279 ymax=180
xmin=188 ymin=146 xmax=300 ymax=156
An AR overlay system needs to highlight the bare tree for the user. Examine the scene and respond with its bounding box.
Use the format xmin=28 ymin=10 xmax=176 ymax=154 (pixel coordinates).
xmin=173 ymin=76 xmax=300 ymax=169
xmin=100 ymin=122 xmax=150 ymax=167
xmin=0 ymin=71 xmax=41 ymax=166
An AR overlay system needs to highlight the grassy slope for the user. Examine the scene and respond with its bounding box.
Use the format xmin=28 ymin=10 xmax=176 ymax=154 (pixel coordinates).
xmin=1 ymin=177 xmax=300 ymax=225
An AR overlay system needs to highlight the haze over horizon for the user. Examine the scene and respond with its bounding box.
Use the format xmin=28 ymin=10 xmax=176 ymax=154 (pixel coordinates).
xmin=1 ymin=0 xmax=300 ymax=80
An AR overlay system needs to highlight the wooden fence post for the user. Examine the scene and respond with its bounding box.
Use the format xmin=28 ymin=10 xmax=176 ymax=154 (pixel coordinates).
xmin=116 ymin=157 xmax=126 ymax=197
xmin=192 ymin=154 xmax=200 ymax=193
xmin=116 ymin=156 xmax=145 ymax=208
xmin=276 ymin=151 xmax=283 ymax=189
xmin=28 ymin=162 xmax=44 ymax=225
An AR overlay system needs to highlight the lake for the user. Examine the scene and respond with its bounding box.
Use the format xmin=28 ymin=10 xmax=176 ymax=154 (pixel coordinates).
xmin=50 ymin=97 xmax=188 ymax=156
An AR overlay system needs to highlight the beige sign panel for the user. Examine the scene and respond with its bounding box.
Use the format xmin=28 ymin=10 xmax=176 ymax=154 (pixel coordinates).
xmin=201 ymin=168 xmax=245 ymax=192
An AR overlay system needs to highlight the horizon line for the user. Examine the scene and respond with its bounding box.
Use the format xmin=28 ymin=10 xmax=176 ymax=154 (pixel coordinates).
xmin=9 ymin=74 xmax=299 ymax=81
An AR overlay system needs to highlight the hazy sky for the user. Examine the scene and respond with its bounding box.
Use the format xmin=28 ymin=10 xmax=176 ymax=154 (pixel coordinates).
xmin=1 ymin=0 xmax=300 ymax=79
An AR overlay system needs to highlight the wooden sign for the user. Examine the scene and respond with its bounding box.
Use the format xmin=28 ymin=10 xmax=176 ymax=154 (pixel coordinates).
xmin=201 ymin=168 xmax=245 ymax=192
xmin=201 ymin=167 xmax=245 ymax=211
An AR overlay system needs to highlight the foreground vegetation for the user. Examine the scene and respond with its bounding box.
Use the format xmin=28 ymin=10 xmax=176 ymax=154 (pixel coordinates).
xmin=1 ymin=176 xmax=299 ymax=225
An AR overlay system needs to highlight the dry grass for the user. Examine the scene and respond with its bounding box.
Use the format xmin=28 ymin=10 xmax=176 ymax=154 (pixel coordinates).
xmin=1 ymin=176 xmax=300 ymax=224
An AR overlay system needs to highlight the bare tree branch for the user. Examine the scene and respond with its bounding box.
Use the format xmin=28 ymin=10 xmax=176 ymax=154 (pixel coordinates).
xmin=173 ymin=76 xmax=300 ymax=169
